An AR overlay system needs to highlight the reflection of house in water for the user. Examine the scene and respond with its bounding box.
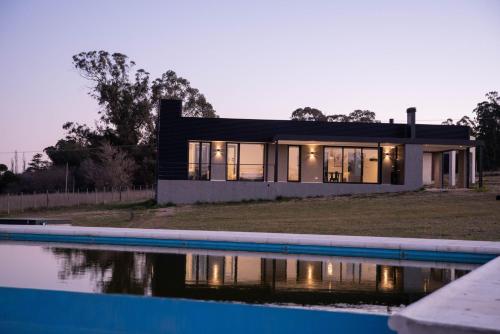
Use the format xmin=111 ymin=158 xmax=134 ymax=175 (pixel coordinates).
xmin=183 ymin=254 xmax=468 ymax=296
xmin=50 ymin=248 xmax=473 ymax=307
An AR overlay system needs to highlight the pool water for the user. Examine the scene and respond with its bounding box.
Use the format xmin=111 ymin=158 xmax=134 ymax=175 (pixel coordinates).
xmin=0 ymin=241 xmax=477 ymax=313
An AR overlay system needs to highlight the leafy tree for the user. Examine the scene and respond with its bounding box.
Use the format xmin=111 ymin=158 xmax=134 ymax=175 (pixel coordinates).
xmin=26 ymin=153 xmax=50 ymax=172
xmin=291 ymin=108 xmax=378 ymax=123
xmin=0 ymin=164 xmax=7 ymax=174
xmin=474 ymin=91 xmax=500 ymax=170
xmin=72 ymin=51 xmax=217 ymax=146
xmin=291 ymin=107 xmax=327 ymax=121
xmin=63 ymin=50 xmax=218 ymax=186
xmin=441 ymin=116 xmax=477 ymax=136
xmin=0 ymin=168 xmax=19 ymax=193
xmin=342 ymin=110 xmax=379 ymax=123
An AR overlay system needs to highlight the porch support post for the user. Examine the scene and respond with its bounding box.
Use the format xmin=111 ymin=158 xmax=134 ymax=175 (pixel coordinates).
xmin=441 ymin=152 xmax=445 ymax=188
xmin=478 ymin=145 xmax=483 ymax=188
xmin=274 ymin=140 xmax=279 ymax=182
xmin=377 ymin=142 xmax=382 ymax=184
xmin=449 ymin=150 xmax=456 ymax=187
xmin=432 ymin=152 xmax=443 ymax=188
xmin=466 ymin=147 xmax=470 ymax=188
xmin=264 ymin=143 xmax=269 ymax=181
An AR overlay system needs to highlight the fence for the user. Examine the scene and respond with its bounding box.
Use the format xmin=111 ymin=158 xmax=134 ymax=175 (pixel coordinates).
xmin=0 ymin=186 xmax=156 ymax=214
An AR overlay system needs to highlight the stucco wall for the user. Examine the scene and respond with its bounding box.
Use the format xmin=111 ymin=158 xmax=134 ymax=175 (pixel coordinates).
xmin=404 ymin=144 xmax=423 ymax=188
xmin=157 ymin=180 xmax=419 ymax=204
xmin=301 ymin=144 xmax=323 ymax=183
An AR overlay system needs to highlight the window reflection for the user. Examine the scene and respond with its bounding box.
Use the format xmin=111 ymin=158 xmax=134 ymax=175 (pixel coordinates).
xmin=226 ymin=143 xmax=238 ymax=181
xmin=324 ymin=147 xmax=379 ymax=183
xmin=188 ymin=141 xmax=211 ymax=180
xmin=287 ymin=146 xmax=300 ymax=182
xmin=43 ymin=246 xmax=473 ymax=309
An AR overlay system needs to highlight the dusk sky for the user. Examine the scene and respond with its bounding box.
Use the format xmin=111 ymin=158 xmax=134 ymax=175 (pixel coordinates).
xmin=1 ymin=0 xmax=499 ymax=166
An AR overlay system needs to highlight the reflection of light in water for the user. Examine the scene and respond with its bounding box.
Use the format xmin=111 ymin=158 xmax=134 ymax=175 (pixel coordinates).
xmin=212 ymin=264 xmax=219 ymax=284
xmin=327 ymin=262 xmax=333 ymax=276
xmin=380 ymin=266 xmax=394 ymax=291
xmin=307 ymin=265 xmax=313 ymax=286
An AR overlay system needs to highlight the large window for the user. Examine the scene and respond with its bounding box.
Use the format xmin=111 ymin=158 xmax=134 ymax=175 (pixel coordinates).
xmin=188 ymin=141 xmax=211 ymax=180
xmin=226 ymin=143 xmax=238 ymax=181
xmin=239 ymin=144 xmax=264 ymax=181
xmin=343 ymin=148 xmax=362 ymax=183
xmin=323 ymin=146 xmax=379 ymax=184
xmin=287 ymin=146 xmax=301 ymax=182
xmin=324 ymin=147 xmax=342 ymax=182
xmin=226 ymin=143 xmax=264 ymax=181
xmin=362 ymin=148 xmax=379 ymax=183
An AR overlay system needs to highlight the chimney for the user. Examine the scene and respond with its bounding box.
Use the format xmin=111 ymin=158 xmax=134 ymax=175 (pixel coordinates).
xmin=407 ymin=107 xmax=416 ymax=139
xmin=389 ymin=118 xmax=394 ymax=124
xmin=160 ymin=99 xmax=182 ymax=119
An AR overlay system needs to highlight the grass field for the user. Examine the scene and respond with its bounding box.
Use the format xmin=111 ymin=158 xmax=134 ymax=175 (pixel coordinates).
xmin=4 ymin=175 xmax=500 ymax=241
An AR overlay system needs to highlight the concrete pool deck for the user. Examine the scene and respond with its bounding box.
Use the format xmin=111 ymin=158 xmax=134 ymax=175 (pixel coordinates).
xmin=1 ymin=225 xmax=500 ymax=255
xmin=389 ymin=255 xmax=500 ymax=334
xmin=1 ymin=225 xmax=500 ymax=334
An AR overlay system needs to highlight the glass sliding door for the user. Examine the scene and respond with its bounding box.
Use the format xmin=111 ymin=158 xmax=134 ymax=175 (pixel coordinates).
xmin=200 ymin=142 xmax=211 ymax=180
xmin=226 ymin=143 xmax=238 ymax=181
xmin=323 ymin=147 xmax=342 ymax=182
xmin=287 ymin=146 xmax=300 ymax=182
xmin=188 ymin=141 xmax=211 ymax=180
xmin=239 ymin=144 xmax=264 ymax=181
xmin=188 ymin=142 xmax=200 ymax=180
xmin=343 ymin=148 xmax=362 ymax=183
xmin=362 ymin=148 xmax=378 ymax=183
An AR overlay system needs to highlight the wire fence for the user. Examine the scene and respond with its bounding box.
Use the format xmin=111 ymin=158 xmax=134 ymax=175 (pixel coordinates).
xmin=0 ymin=186 xmax=156 ymax=214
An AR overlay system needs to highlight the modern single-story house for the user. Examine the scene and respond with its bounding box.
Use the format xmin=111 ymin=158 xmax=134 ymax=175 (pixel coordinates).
xmin=156 ymin=99 xmax=482 ymax=204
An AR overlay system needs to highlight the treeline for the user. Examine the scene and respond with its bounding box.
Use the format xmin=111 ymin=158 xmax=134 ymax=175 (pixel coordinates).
xmin=0 ymin=50 xmax=498 ymax=194
xmin=0 ymin=51 xmax=217 ymax=194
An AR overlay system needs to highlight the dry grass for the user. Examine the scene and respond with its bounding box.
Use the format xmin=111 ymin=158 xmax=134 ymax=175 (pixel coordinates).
xmin=5 ymin=175 xmax=500 ymax=241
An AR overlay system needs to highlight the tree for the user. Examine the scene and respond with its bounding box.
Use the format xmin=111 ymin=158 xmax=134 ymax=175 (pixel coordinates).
xmin=291 ymin=108 xmax=379 ymax=123
xmin=26 ymin=153 xmax=50 ymax=172
xmin=474 ymin=91 xmax=500 ymax=170
xmin=72 ymin=51 xmax=217 ymax=146
xmin=0 ymin=164 xmax=7 ymax=174
xmin=80 ymin=143 xmax=137 ymax=189
xmin=343 ymin=110 xmax=379 ymax=123
xmin=291 ymin=107 xmax=327 ymax=121
xmin=64 ymin=50 xmax=218 ymax=187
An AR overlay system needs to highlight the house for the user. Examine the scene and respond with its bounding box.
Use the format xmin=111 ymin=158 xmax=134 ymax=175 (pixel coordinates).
xmin=156 ymin=99 xmax=481 ymax=204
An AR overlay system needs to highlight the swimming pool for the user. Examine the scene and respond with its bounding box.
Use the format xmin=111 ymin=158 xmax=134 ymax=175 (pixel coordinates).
xmin=0 ymin=226 xmax=499 ymax=334
xmin=0 ymin=241 xmax=478 ymax=312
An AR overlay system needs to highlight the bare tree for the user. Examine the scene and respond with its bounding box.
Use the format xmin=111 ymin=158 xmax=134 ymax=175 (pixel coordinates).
xmin=81 ymin=143 xmax=137 ymax=189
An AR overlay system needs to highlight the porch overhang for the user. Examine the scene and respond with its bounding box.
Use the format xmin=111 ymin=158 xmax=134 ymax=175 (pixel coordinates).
xmin=273 ymin=134 xmax=479 ymax=147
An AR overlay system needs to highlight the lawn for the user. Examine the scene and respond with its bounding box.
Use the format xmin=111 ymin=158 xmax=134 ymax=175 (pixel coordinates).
xmin=4 ymin=175 xmax=500 ymax=241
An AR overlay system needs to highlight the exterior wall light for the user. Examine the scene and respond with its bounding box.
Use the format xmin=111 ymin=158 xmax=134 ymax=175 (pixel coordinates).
xmin=215 ymin=148 xmax=222 ymax=156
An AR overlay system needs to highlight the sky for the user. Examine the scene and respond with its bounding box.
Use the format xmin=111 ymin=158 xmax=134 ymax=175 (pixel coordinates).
xmin=1 ymin=0 xmax=499 ymax=167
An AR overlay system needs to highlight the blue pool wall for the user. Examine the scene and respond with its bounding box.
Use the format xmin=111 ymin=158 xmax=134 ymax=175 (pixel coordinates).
xmin=0 ymin=232 xmax=495 ymax=264
xmin=0 ymin=287 xmax=394 ymax=334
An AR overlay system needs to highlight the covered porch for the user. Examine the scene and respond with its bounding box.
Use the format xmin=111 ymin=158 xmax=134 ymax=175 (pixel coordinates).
xmin=422 ymin=144 xmax=482 ymax=189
